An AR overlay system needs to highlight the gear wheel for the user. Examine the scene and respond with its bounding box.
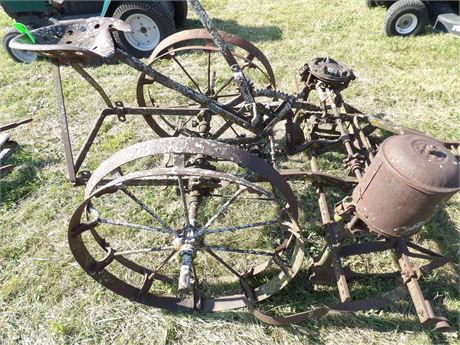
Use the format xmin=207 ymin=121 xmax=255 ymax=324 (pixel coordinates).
xmin=254 ymin=88 xmax=293 ymax=101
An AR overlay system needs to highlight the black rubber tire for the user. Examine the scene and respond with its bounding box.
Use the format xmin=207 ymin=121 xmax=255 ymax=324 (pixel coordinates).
xmin=383 ymin=0 xmax=429 ymax=36
xmin=2 ymin=28 xmax=37 ymax=63
xmin=366 ymin=1 xmax=390 ymax=8
xmin=173 ymin=1 xmax=188 ymax=27
xmin=383 ymin=1 xmax=397 ymax=9
xmin=162 ymin=1 xmax=175 ymax=18
xmin=365 ymin=0 xmax=378 ymax=8
xmin=112 ymin=1 xmax=176 ymax=58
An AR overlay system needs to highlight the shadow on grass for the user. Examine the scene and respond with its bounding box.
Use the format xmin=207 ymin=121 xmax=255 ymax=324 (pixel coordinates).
xmin=423 ymin=206 xmax=460 ymax=266
xmin=159 ymin=269 xmax=459 ymax=343
xmin=0 ymin=146 xmax=45 ymax=207
xmin=155 ymin=203 xmax=459 ymax=340
xmin=183 ymin=18 xmax=283 ymax=42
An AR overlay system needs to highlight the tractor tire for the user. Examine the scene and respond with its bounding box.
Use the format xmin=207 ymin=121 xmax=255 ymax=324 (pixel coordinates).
xmin=173 ymin=1 xmax=188 ymax=27
xmin=383 ymin=0 xmax=429 ymax=36
xmin=365 ymin=1 xmax=389 ymax=8
xmin=2 ymin=28 xmax=38 ymax=63
xmin=112 ymin=1 xmax=176 ymax=58
xmin=366 ymin=1 xmax=378 ymax=8
xmin=162 ymin=1 xmax=175 ymax=19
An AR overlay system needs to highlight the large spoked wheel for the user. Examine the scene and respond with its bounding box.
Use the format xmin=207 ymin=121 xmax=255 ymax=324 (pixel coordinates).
xmin=136 ymin=29 xmax=277 ymax=140
xmin=112 ymin=1 xmax=176 ymax=58
xmin=68 ymin=138 xmax=303 ymax=312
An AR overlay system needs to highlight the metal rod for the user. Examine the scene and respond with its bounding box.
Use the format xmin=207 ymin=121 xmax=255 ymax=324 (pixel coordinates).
xmin=173 ymin=56 xmax=203 ymax=94
xmin=187 ymin=0 xmax=238 ymax=66
xmin=114 ymin=247 xmax=173 ymax=257
xmin=204 ymin=219 xmax=279 ymax=235
xmin=98 ymin=217 xmax=172 ymax=234
xmin=53 ymin=62 xmax=76 ymax=183
xmin=305 ymin=129 xmax=351 ymax=302
xmin=71 ymin=63 xmax=113 ymax=108
xmin=205 ymin=246 xmax=274 ymax=256
xmin=177 ymin=176 xmax=190 ymax=227
xmin=198 ymin=187 xmax=246 ymax=236
xmin=74 ymin=112 xmax=107 ymax=173
xmin=205 ymin=249 xmax=242 ymax=278
xmin=121 ymin=187 xmax=177 ymax=237
xmin=325 ymin=87 xmax=362 ymax=180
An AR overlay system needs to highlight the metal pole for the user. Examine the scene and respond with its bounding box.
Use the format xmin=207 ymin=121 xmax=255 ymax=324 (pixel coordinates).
xmin=53 ymin=62 xmax=77 ymax=183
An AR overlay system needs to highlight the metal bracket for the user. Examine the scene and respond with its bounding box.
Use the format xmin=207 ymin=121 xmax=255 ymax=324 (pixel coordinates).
xmin=115 ymin=101 xmax=126 ymax=122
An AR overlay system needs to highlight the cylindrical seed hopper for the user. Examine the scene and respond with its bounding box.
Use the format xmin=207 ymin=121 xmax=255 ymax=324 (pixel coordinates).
xmin=352 ymin=134 xmax=460 ymax=237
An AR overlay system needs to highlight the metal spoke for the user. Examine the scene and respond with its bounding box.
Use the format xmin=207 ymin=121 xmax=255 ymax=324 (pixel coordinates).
xmin=205 ymin=194 xmax=273 ymax=201
xmin=192 ymin=261 xmax=199 ymax=283
xmin=224 ymin=95 xmax=245 ymax=107
xmin=173 ymin=56 xmax=203 ymax=94
xmin=98 ymin=217 xmax=171 ymax=235
xmin=214 ymin=64 xmax=248 ymax=97
xmin=205 ymin=219 xmax=279 ymax=235
xmin=154 ymin=250 xmax=177 ymax=274
xmin=114 ymin=247 xmax=174 ymax=257
xmin=120 ymin=188 xmax=177 ymax=237
xmin=177 ymin=176 xmax=190 ymax=226
xmin=207 ymin=51 xmax=213 ymax=95
xmin=229 ymin=125 xmax=240 ymax=137
xmin=214 ymin=76 xmax=234 ymax=98
xmin=180 ymin=114 xmax=196 ymax=128
xmin=137 ymin=250 xmax=177 ymax=301
xmin=158 ymin=115 xmax=196 ymax=136
xmin=210 ymin=95 xmax=246 ymax=139
xmin=205 ymin=246 xmax=274 ymax=257
xmin=205 ymin=248 xmax=242 ymax=278
xmin=197 ymin=187 xmax=246 ymax=236
xmin=211 ymin=120 xmax=233 ymax=139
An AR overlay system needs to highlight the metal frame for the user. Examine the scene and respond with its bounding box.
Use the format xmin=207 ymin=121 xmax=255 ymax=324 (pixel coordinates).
xmin=8 ymin=0 xmax=460 ymax=331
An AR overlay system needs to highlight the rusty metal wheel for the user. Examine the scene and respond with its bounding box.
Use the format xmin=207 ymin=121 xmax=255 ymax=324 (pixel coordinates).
xmin=136 ymin=29 xmax=276 ymax=139
xmin=68 ymin=138 xmax=304 ymax=312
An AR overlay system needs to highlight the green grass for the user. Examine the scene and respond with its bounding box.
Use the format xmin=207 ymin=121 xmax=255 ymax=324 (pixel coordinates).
xmin=1 ymin=0 xmax=459 ymax=344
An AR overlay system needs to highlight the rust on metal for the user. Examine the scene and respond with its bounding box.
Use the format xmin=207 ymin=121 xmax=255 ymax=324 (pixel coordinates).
xmin=8 ymin=0 xmax=460 ymax=332
xmin=352 ymin=134 xmax=460 ymax=237
xmin=0 ymin=117 xmax=32 ymax=179
xmin=9 ymin=17 xmax=131 ymax=62
xmin=68 ymin=142 xmax=304 ymax=312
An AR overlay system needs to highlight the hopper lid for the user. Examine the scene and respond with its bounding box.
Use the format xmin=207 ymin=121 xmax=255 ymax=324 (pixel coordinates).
xmin=381 ymin=134 xmax=460 ymax=193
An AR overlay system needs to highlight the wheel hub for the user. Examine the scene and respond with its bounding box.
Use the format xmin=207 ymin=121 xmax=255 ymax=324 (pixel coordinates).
xmin=10 ymin=47 xmax=37 ymax=63
xmin=124 ymin=14 xmax=161 ymax=51
xmin=300 ymin=57 xmax=355 ymax=90
xmin=395 ymin=13 xmax=418 ymax=35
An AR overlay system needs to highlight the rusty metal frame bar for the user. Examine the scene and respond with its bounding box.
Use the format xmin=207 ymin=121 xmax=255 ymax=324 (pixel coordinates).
xmin=53 ymin=62 xmax=77 ymax=184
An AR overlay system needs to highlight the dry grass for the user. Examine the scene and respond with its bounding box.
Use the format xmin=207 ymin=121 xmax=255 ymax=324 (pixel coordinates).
xmin=1 ymin=0 xmax=459 ymax=344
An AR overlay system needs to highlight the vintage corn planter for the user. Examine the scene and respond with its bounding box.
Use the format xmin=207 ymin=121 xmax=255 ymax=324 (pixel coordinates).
xmin=9 ymin=0 xmax=460 ymax=331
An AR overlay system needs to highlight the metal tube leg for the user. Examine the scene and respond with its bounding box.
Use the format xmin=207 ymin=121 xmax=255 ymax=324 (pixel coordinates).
xmin=395 ymin=239 xmax=453 ymax=332
xmin=53 ymin=62 xmax=76 ymax=183
xmin=178 ymin=251 xmax=193 ymax=293
xmin=306 ymin=129 xmax=351 ymax=302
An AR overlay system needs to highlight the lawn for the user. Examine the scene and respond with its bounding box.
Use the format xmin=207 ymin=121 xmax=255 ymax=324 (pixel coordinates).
xmin=0 ymin=0 xmax=459 ymax=344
